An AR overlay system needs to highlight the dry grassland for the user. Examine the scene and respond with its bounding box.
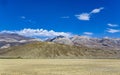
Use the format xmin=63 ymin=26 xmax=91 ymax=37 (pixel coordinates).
xmin=0 ymin=59 xmax=120 ymax=75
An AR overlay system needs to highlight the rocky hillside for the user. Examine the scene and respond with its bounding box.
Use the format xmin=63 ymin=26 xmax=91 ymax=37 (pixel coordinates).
xmin=0 ymin=42 xmax=120 ymax=59
xmin=47 ymin=35 xmax=120 ymax=50
xmin=0 ymin=33 xmax=40 ymax=49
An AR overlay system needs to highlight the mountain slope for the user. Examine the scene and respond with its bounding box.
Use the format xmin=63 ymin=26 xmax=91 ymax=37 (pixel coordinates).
xmin=47 ymin=35 xmax=120 ymax=50
xmin=0 ymin=33 xmax=40 ymax=49
xmin=0 ymin=42 xmax=120 ymax=59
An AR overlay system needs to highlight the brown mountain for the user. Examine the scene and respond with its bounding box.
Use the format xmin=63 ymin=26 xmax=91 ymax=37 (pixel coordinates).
xmin=0 ymin=33 xmax=40 ymax=49
xmin=47 ymin=35 xmax=120 ymax=50
xmin=0 ymin=42 xmax=120 ymax=59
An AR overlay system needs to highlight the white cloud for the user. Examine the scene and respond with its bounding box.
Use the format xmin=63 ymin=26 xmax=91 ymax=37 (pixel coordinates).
xmin=103 ymin=36 xmax=110 ymax=39
xmin=83 ymin=32 xmax=93 ymax=35
xmin=107 ymin=23 xmax=119 ymax=27
xmin=91 ymin=7 xmax=104 ymax=14
xmin=21 ymin=16 xmax=26 ymax=19
xmin=75 ymin=13 xmax=90 ymax=21
xmin=61 ymin=16 xmax=70 ymax=19
xmin=1 ymin=28 xmax=73 ymax=38
xmin=107 ymin=28 xmax=120 ymax=33
xmin=75 ymin=7 xmax=104 ymax=21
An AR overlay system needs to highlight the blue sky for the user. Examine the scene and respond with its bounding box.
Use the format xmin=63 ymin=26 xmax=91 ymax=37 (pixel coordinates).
xmin=0 ymin=0 xmax=120 ymax=38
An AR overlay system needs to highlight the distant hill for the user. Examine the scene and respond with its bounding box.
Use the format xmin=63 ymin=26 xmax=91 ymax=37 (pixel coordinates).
xmin=47 ymin=35 xmax=120 ymax=50
xmin=0 ymin=42 xmax=120 ymax=59
xmin=0 ymin=33 xmax=40 ymax=49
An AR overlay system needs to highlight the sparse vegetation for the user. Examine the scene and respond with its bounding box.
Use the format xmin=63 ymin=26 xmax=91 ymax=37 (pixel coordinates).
xmin=1 ymin=59 xmax=120 ymax=75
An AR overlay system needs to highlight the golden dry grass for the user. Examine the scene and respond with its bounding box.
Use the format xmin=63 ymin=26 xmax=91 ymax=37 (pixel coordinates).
xmin=0 ymin=59 xmax=120 ymax=75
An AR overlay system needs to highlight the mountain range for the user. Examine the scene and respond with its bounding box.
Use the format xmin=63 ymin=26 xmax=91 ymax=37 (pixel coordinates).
xmin=47 ymin=35 xmax=120 ymax=50
xmin=0 ymin=33 xmax=120 ymax=59
xmin=0 ymin=33 xmax=39 ymax=49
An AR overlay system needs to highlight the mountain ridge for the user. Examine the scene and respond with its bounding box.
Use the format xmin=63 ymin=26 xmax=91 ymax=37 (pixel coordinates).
xmin=1 ymin=41 xmax=120 ymax=59
xmin=0 ymin=33 xmax=120 ymax=59
xmin=47 ymin=35 xmax=120 ymax=50
xmin=0 ymin=33 xmax=40 ymax=49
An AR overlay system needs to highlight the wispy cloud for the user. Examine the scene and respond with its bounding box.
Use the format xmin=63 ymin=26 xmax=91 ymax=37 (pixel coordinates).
xmin=61 ymin=16 xmax=70 ymax=19
xmin=1 ymin=28 xmax=73 ymax=38
xmin=90 ymin=7 xmax=104 ymax=14
xmin=107 ymin=23 xmax=119 ymax=27
xmin=21 ymin=16 xmax=26 ymax=19
xmin=107 ymin=28 xmax=120 ymax=33
xmin=83 ymin=32 xmax=93 ymax=35
xmin=75 ymin=7 xmax=104 ymax=21
xmin=103 ymin=36 xmax=110 ymax=39
xmin=75 ymin=13 xmax=90 ymax=21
